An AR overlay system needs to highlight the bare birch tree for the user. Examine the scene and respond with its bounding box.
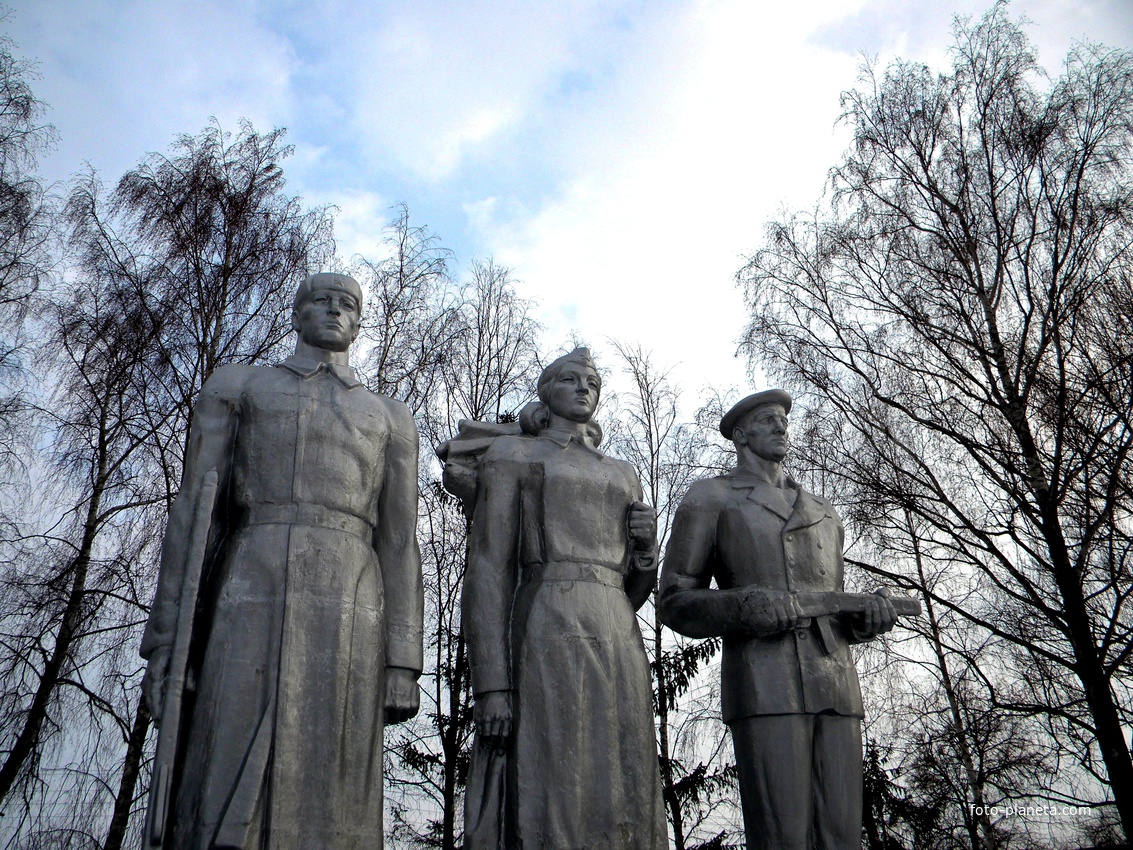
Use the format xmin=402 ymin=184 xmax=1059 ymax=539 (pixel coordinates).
xmin=739 ymin=3 xmax=1133 ymax=842
xmin=0 ymin=120 xmax=332 ymax=849
xmin=0 ymin=30 xmax=53 ymax=503
xmin=0 ymin=263 xmax=168 ymax=847
xmin=605 ymin=342 xmax=740 ymax=849
xmin=355 ymin=215 xmax=543 ymax=849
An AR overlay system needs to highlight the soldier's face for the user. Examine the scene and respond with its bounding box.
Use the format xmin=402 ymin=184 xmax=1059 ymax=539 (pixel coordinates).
xmin=738 ymin=403 xmax=789 ymax=462
xmin=293 ymin=284 xmax=361 ymax=352
xmin=545 ymin=364 xmax=600 ymax=423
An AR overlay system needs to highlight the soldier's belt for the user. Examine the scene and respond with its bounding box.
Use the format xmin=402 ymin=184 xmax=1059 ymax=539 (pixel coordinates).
xmin=244 ymin=502 xmax=374 ymax=540
xmin=528 ymin=560 xmax=624 ymax=588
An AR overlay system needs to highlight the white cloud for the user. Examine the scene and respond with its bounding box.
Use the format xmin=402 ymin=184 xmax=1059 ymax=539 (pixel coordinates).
xmin=12 ymin=0 xmax=1131 ymax=408
xmin=462 ymin=196 xmax=499 ymax=235
xmin=12 ymin=0 xmax=297 ymax=186
xmin=320 ymin=189 xmax=393 ymax=263
xmin=465 ymin=0 xmax=865 ymax=396
xmin=458 ymin=0 xmax=1133 ymax=401
xmin=342 ymin=0 xmax=650 ymax=181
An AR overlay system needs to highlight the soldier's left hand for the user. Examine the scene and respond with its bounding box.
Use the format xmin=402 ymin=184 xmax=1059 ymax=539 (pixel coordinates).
xmin=384 ymin=667 xmax=421 ymax=724
xmin=627 ymin=501 xmax=657 ymax=551
xmin=856 ymin=588 xmax=898 ymax=638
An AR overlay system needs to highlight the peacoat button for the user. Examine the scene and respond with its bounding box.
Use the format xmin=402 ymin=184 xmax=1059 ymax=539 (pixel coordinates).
xmin=796 ymin=629 xmax=808 ymax=639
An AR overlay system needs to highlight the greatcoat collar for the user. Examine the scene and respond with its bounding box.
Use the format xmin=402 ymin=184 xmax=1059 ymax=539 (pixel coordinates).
xmin=276 ymin=354 xmax=363 ymax=389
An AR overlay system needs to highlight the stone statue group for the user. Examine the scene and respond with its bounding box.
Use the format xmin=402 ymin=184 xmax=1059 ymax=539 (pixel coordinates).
xmin=141 ymin=273 xmax=917 ymax=849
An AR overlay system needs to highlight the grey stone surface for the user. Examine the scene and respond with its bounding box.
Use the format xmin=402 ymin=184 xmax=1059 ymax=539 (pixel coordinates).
xmin=140 ymin=273 xmax=424 ymax=849
xmin=439 ymin=348 xmax=667 ymax=850
xmin=659 ymin=389 xmax=911 ymax=850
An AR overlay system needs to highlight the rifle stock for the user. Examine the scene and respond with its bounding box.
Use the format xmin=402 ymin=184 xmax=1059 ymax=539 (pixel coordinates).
xmin=145 ymin=469 xmax=219 ymax=847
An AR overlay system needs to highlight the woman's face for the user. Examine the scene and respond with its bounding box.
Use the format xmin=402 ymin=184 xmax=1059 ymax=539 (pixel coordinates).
xmin=545 ymin=363 xmax=600 ymax=423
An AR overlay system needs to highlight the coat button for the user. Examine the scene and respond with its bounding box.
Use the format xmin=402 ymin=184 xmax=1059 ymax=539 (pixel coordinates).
xmin=797 ymin=629 xmax=808 ymax=639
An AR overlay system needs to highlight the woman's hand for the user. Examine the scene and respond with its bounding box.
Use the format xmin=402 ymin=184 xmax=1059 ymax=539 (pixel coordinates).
xmin=627 ymin=501 xmax=657 ymax=551
xmin=475 ymin=690 xmax=513 ymax=748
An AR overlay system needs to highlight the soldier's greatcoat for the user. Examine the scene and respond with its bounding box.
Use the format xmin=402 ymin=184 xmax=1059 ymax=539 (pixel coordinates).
xmin=141 ymin=355 xmax=423 ymax=850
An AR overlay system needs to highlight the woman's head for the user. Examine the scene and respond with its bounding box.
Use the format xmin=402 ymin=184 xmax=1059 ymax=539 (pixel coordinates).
xmin=522 ymin=347 xmax=604 ymax=444
xmin=536 ymin=348 xmax=602 ymax=421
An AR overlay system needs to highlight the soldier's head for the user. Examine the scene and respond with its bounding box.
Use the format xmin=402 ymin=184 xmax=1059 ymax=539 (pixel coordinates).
xmin=291 ymin=273 xmax=363 ymax=353
xmin=720 ymin=389 xmax=792 ymax=464
xmin=536 ymin=347 xmax=602 ymax=424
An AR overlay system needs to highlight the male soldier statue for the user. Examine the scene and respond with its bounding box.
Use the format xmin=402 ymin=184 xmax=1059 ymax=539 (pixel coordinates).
xmin=659 ymin=389 xmax=910 ymax=850
xmin=140 ymin=273 xmax=423 ymax=849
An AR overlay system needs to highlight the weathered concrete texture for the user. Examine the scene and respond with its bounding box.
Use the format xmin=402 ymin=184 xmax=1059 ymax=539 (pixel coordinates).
xmin=660 ymin=389 xmax=905 ymax=850
xmin=445 ymin=348 xmax=668 ymax=850
xmin=141 ymin=274 xmax=423 ymax=849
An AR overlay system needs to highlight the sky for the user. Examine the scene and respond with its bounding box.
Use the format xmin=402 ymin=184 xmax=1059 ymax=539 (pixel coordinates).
xmin=7 ymin=0 xmax=1133 ymax=410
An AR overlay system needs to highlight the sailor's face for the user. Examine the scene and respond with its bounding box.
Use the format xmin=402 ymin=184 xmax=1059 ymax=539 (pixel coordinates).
xmin=737 ymin=403 xmax=789 ymax=462
xmin=545 ymin=364 xmax=600 ymax=423
xmin=293 ymin=284 xmax=361 ymax=352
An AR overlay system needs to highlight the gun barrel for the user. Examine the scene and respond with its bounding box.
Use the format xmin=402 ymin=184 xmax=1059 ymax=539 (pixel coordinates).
xmin=795 ymin=591 xmax=920 ymax=618
xmin=145 ymin=469 xmax=219 ymax=846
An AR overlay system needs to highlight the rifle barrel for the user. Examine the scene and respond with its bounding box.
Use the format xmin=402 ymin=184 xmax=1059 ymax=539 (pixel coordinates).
xmin=145 ymin=469 xmax=219 ymax=846
xmin=795 ymin=591 xmax=921 ymax=618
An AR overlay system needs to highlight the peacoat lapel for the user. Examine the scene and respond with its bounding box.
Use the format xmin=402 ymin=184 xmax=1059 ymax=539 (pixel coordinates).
xmin=726 ymin=470 xmax=829 ymax=533
xmin=729 ymin=471 xmax=793 ymax=522
xmin=783 ymin=489 xmax=830 ymax=533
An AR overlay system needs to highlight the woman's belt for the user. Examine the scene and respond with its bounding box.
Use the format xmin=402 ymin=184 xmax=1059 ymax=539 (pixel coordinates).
xmin=244 ymin=502 xmax=374 ymax=540
xmin=527 ymin=560 xmax=625 ymax=588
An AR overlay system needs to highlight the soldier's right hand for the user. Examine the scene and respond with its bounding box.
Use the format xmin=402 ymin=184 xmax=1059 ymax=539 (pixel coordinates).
xmin=142 ymin=648 xmax=171 ymax=723
xmin=740 ymin=590 xmax=804 ymax=635
xmin=474 ymin=691 xmax=513 ymax=750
